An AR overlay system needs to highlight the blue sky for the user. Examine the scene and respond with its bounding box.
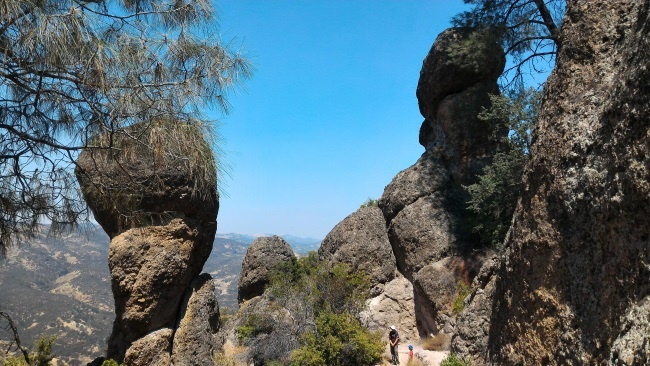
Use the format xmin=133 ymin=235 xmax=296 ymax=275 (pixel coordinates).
xmin=213 ymin=1 xmax=469 ymax=238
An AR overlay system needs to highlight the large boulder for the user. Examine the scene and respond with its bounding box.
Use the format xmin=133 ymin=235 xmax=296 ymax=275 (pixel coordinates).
xmin=412 ymin=256 xmax=482 ymax=337
xmin=318 ymin=206 xmax=396 ymax=294
xmin=123 ymin=328 xmax=173 ymax=366
xmin=416 ymin=28 xmax=505 ymax=121
xmin=379 ymin=150 xmax=450 ymax=222
xmin=387 ymin=195 xmax=455 ymax=280
xmin=238 ymin=236 xmax=296 ymax=303
xmin=455 ymin=1 xmax=650 ymax=364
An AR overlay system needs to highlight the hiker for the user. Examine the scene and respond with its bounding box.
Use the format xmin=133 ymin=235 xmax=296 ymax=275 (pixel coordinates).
xmin=389 ymin=325 xmax=400 ymax=365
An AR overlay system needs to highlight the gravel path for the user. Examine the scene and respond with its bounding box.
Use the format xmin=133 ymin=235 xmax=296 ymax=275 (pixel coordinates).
xmin=383 ymin=343 xmax=448 ymax=366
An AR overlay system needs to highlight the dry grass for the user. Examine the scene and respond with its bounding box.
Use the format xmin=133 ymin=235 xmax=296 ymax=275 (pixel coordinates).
xmin=407 ymin=357 xmax=428 ymax=366
xmin=422 ymin=333 xmax=451 ymax=351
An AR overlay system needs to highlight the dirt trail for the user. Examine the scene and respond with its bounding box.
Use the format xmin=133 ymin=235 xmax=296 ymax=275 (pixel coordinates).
xmin=383 ymin=343 xmax=448 ymax=366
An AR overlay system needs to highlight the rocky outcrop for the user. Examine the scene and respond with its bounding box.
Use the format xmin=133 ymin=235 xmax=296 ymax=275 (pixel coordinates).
xmin=379 ymin=28 xmax=504 ymax=282
xmin=451 ymin=256 xmax=499 ymax=365
xmin=238 ymin=236 xmax=295 ymax=303
xmin=123 ymin=328 xmax=173 ymax=366
xmin=454 ymin=1 xmax=650 ymax=364
xmin=318 ymin=206 xmax=396 ymax=295
xmin=412 ymin=255 xmax=483 ymax=336
xmin=75 ymin=120 xmax=221 ymax=364
xmin=172 ymin=274 xmax=221 ymax=366
xmin=359 ymin=275 xmax=419 ymax=343
xmin=372 ymin=27 xmax=504 ymax=337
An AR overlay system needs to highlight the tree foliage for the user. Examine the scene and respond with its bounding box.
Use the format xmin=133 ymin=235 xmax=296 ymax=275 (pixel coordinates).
xmin=453 ymin=0 xmax=565 ymax=87
xmin=0 ymin=334 xmax=55 ymax=366
xmin=0 ymin=0 xmax=251 ymax=255
xmin=465 ymin=88 xmax=541 ymax=248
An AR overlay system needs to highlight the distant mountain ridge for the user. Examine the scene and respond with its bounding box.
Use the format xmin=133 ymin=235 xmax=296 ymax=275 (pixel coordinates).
xmin=0 ymin=227 xmax=320 ymax=364
xmin=215 ymin=233 xmax=321 ymax=254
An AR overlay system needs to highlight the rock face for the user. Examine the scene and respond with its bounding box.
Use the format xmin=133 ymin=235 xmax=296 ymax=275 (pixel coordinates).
xmin=172 ymin=274 xmax=221 ymax=366
xmin=454 ymin=1 xmax=650 ymax=364
xmin=451 ymin=256 xmax=499 ymax=365
xmin=75 ymin=120 xmax=221 ymax=364
xmin=238 ymin=236 xmax=295 ymax=303
xmin=318 ymin=206 xmax=396 ymax=294
xmin=359 ymin=275 xmax=419 ymax=343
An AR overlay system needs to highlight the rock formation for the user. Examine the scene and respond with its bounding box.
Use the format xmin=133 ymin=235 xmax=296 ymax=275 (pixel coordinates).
xmin=316 ymin=27 xmax=504 ymax=341
xmin=238 ymin=236 xmax=296 ymax=303
xmin=75 ymin=120 xmax=221 ymax=365
xmin=376 ymin=27 xmax=504 ymax=337
xmin=318 ymin=206 xmax=396 ymax=295
xmin=453 ymin=1 xmax=650 ymax=364
xmin=359 ymin=275 xmax=419 ymax=342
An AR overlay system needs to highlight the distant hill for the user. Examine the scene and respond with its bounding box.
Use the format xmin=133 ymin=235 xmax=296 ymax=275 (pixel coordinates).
xmin=0 ymin=227 xmax=319 ymax=364
xmin=0 ymin=227 xmax=113 ymax=365
xmin=215 ymin=233 xmax=321 ymax=254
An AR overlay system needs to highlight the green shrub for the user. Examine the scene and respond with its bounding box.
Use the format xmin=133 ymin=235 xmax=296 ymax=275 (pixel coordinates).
xmin=290 ymin=311 xmax=383 ymax=366
xmin=440 ymin=353 xmax=470 ymax=366
xmin=236 ymin=313 xmax=273 ymax=342
xmin=100 ymin=360 xmax=125 ymax=366
xmin=452 ymin=281 xmax=471 ymax=315
xmin=359 ymin=198 xmax=378 ymax=209
xmin=1 ymin=336 xmax=55 ymax=366
xmin=244 ymin=255 xmax=374 ymax=365
xmin=465 ymin=88 xmax=540 ymax=249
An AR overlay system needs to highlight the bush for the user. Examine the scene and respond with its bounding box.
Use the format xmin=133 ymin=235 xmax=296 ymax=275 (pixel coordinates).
xmin=452 ymin=281 xmax=471 ymax=316
xmin=359 ymin=198 xmax=378 ymax=209
xmin=290 ymin=312 xmax=383 ymax=366
xmin=440 ymin=353 xmax=470 ymax=366
xmin=100 ymin=360 xmax=125 ymax=366
xmin=1 ymin=336 xmax=55 ymax=366
xmin=236 ymin=313 xmax=274 ymax=342
xmin=242 ymin=255 xmax=375 ymax=365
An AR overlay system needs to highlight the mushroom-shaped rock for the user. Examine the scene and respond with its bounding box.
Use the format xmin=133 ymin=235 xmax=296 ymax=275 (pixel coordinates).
xmin=76 ymin=120 xmax=220 ymax=363
xmin=238 ymin=236 xmax=295 ymax=303
xmin=318 ymin=206 xmax=396 ymax=294
xmin=75 ymin=120 xmax=218 ymax=239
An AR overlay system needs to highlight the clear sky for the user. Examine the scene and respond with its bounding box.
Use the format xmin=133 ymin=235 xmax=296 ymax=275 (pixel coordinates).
xmin=213 ymin=1 xmax=469 ymax=239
